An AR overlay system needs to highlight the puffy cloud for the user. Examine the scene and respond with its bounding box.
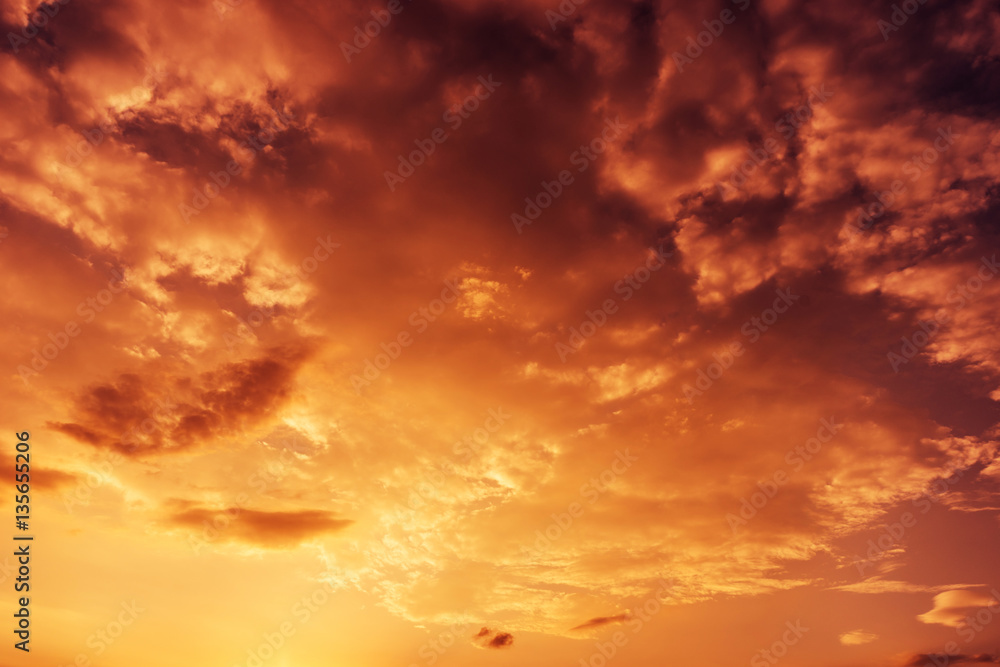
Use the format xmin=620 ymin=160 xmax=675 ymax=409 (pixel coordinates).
xmin=472 ymin=627 xmax=514 ymax=649
xmin=918 ymin=589 xmax=1000 ymax=628
xmin=839 ymin=630 xmax=877 ymax=645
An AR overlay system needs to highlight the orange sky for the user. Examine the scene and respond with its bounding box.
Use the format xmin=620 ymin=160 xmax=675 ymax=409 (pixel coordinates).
xmin=2 ymin=0 xmax=1000 ymax=665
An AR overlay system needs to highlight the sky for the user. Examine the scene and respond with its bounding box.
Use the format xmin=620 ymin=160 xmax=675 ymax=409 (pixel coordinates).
xmin=1 ymin=0 xmax=1000 ymax=665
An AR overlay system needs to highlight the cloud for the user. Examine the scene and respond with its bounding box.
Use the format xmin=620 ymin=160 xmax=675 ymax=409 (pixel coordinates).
xmin=918 ymin=589 xmax=1000 ymax=628
xmin=904 ymin=655 xmax=1000 ymax=667
xmin=50 ymin=345 xmax=311 ymax=455
xmin=168 ymin=506 xmax=352 ymax=548
xmin=472 ymin=627 xmax=514 ymax=649
xmin=834 ymin=580 xmax=974 ymax=595
xmin=839 ymin=630 xmax=877 ymax=645
xmin=29 ymin=466 xmax=81 ymax=491
xmin=571 ymin=613 xmax=631 ymax=631
xmin=0 ymin=448 xmax=83 ymax=493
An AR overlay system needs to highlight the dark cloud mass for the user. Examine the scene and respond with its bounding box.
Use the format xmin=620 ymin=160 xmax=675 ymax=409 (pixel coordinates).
xmin=905 ymin=655 xmax=1000 ymax=667
xmin=473 ymin=627 xmax=514 ymax=649
xmin=48 ymin=346 xmax=311 ymax=455
xmin=571 ymin=613 xmax=631 ymax=630
xmin=168 ymin=506 xmax=353 ymax=547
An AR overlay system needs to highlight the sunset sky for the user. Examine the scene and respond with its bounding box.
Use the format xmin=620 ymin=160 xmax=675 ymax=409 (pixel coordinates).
xmin=2 ymin=0 xmax=1000 ymax=665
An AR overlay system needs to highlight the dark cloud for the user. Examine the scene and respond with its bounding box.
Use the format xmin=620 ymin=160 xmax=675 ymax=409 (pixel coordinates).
xmin=904 ymin=654 xmax=1000 ymax=667
xmin=1 ymin=451 xmax=82 ymax=492
xmin=0 ymin=0 xmax=143 ymax=73
xmin=473 ymin=627 xmax=514 ymax=649
xmin=571 ymin=613 xmax=631 ymax=631
xmin=168 ymin=506 xmax=353 ymax=548
xmin=32 ymin=466 xmax=83 ymax=491
xmin=49 ymin=422 xmax=102 ymax=445
xmin=50 ymin=346 xmax=311 ymax=455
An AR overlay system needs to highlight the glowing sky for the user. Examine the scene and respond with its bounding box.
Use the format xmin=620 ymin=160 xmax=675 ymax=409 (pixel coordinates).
xmin=1 ymin=0 xmax=1000 ymax=665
